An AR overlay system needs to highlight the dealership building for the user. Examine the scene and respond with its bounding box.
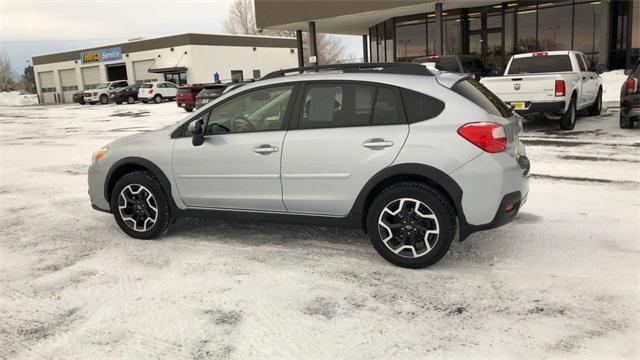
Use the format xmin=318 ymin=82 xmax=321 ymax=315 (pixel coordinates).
xmin=32 ymin=33 xmax=298 ymax=104
xmin=256 ymin=0 xmax=639 ymax=71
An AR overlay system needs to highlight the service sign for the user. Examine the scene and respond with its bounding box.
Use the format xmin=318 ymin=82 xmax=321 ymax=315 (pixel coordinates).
xmin=80 ymin=47 xmax=122 ymax=64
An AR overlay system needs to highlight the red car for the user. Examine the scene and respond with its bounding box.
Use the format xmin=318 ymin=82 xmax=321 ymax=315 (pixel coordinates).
xmin=176 ymin=83 xmax=219 ymax=112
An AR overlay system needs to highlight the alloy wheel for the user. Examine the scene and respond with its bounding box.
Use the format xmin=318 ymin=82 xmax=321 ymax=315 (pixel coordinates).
xmin=378 ymin=198 xmax=440 ymax=258
xmin=118 ymin=184 xmax=158 ymax=232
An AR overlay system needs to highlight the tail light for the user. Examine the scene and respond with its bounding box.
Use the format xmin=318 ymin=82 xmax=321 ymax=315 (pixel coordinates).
xmin=626 ymin=77 xmax=638 ymax=95
xmin=148 ymin=89 xmax=154 ymax=94
xmin=554 ymin=80 xmax=565 ymax=97
xmin=457 ymin=122 xmax=506 ymax=153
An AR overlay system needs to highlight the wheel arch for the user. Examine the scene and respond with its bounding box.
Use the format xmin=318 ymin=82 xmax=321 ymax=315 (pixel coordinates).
xmin=350 ymin=163 xmax=470 ymax=238
xmin=104 ymin=157 xmax=177 ymax=211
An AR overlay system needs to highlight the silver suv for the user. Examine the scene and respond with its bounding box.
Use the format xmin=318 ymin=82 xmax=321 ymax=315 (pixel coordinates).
xmin=88 ymin=63 xmax=530 ymax=268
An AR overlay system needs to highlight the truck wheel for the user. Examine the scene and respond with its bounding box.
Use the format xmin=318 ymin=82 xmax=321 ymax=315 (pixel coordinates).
xmin=100 ymin=94 xmax=109 ymax=105
xmin=153 ymin=95 xmax=162 ymax=104
xmin=366 ymin=182 xmax=456 ymax=269
xmin=127 ymin=96 xmax=135 ymax=104
xmin=559 ymin=97 xmax=576 ymax=130
xmin=110 ymin=171 xmax=172 ymax=239
xmin=620 ymin=113 xmax=632 ymax=129
xmin=588 ymin=88 xmax=602 ymax=116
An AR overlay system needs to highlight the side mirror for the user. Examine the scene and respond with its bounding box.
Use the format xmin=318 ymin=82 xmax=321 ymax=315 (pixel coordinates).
xmin=188 ymin=118 xmax=205 ymax=146
xmin=624 ymin=69 xmax=633 ymax=76
xmin=595 ymin=63 xmax=606 ymax=74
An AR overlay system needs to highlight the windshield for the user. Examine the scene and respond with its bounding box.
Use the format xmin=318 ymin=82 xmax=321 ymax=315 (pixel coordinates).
xmin=96 ymin=83 xmax=109 ymax=89
xmin=452 ymin=79 xmax=510 ymax=118
xmin=508 ymin=55 xmax=572 ymax=74
xmin=139 ymin=84 xmax=153 ymax=88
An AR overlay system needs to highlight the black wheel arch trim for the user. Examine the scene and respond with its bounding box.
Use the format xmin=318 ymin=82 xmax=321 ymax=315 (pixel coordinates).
xmin=104 ymin=157 xmax=178 ymax=213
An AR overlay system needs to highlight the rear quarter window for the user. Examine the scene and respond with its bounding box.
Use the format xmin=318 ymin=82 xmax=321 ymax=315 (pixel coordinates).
xmin=400 ymin=89 xmax=445 ymax=123
xmin=452 ymin=79 xmax=510 ymax=118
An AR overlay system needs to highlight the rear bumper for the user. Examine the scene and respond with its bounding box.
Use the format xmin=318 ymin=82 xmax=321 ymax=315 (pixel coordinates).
xmin=511 ymin=100 xmax=566 ymax=115
xmin=460 ymin=191 xmax=524 ymax=239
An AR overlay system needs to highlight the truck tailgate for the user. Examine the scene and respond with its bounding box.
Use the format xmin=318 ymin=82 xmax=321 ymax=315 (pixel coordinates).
xmin=481 ymin=74 xmax=558 ymax=102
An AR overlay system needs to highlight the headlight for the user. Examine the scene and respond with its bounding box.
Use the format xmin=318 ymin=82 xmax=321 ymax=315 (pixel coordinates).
xmin=92 ymin=147 xmax=108 ymax=164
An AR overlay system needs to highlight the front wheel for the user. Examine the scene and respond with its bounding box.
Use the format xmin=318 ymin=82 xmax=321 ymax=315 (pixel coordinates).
xmin=559 ymin=97 xmax=576 ymax=130
xmin=110 ymin=171 xmax=172 ymax=239
xmin=588 ymin=88 xmax=602 ymax=116
xmin=366 ymin=182 xmax=456 ymax=268
xmin=127 ymin=96 xmax=135 ymax=104
xmin=99 ymin=94 xmax=109 ymax=105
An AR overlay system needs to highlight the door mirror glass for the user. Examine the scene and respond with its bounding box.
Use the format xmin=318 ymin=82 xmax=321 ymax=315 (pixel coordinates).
xmin=189 ymin=118 xmax=205 ymax=146
xmin=624 ymin=69 xmax=632 ymax=76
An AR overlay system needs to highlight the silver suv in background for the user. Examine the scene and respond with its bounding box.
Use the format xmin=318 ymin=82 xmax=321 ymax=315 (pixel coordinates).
xmin=88 ymin=63 xmax=530 ymax=268
xmin=84 ymin=80 xmax=129 ymax=105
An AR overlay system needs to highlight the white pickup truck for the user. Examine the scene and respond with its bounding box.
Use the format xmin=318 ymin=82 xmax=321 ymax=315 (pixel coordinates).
xmin=480 ymin=50 xmax=602 ymax=130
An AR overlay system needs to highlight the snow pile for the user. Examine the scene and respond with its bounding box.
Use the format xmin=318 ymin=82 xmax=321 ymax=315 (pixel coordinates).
xmin=600 ymin=70 xmax=628 ymax=104
xmin=0 ymin=91 xmax=39 ymax=106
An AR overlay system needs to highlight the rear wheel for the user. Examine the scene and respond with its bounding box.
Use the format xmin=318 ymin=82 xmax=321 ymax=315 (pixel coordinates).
xmin=366 ymin=182 xmax=455 ymax=268
xmin=559 ymin=96 xmax=576 ymax=130
xmin=153 ymin=95 xmax=162 ymax=104
xmin=588 ymin=88 xmax=602 ymax=116
xmin=184 ymin=106 xmax=193 ymax=112
xmin=620 ymin=112 xmax=633 ymax=129
xmin=127 ymin=96 xmax=135 ymax=104
xmin=111 ymin=171 xmax=172 ymax=239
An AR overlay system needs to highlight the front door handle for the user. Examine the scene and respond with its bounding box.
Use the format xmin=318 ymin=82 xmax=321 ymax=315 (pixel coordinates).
xmin=363 ymin=138 xmax=394 ymax=149
xmin=253 ymin=144 xmax=279 ymax=155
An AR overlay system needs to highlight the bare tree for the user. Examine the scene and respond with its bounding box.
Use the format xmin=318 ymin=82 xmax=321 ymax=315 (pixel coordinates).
xmin=0 ymin=53 xmax=16 ymax=91
xmin=223 ymin=0 xmax=346 ymax=64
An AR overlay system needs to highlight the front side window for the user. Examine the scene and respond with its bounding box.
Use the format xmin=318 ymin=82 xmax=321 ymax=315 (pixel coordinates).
xmin=205 ymin=85 xmax=293 ymax=135
xmin=299 ymin=83 xmax=403 ymax=129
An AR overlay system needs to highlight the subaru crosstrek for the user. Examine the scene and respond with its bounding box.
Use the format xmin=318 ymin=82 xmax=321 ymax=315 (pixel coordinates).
xmin=88 ymin=63 xmax=530 ymax=268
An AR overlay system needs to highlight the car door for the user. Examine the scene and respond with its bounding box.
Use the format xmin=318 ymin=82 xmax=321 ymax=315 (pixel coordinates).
xmin=281 ymin=81 xmax=409 ymax=216
xmin=580 ymin=54 xmax=599 ymax=104
xmin=575 ymin=53 xmax=593 ymax=107
xmin=172 ymin=84 xmax=296 ymax=211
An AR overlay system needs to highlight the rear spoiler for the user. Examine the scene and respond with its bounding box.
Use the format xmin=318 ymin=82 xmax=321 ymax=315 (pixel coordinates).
xmin=435 ymin=72 xmax=469 ymax=89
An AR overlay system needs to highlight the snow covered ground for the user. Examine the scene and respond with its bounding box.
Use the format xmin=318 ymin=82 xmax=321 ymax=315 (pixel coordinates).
xmin=0 ymin=91 xmax=39 ymax=107
xmin=1 ymin=101 xmax=638 ymax=359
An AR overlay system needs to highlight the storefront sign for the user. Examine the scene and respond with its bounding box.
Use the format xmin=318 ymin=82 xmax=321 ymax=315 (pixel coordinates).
xmin=80 ymin=47 xmax=122 ymax=64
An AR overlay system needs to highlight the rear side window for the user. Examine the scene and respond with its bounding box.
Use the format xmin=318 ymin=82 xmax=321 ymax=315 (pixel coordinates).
xmin=299 ymin=83 xmax=403 ymax=129
xmin=508 ymin=55 xmax=572 ymax=74
xmin=452 ymin=79 xmax=510 ymax=118
xmin=400 ymin=89 xmax=445 ymax=123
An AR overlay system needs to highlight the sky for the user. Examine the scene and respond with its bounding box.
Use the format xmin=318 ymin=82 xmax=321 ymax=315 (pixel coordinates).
xmin=0 ymin=0 xmax=362 ymax=76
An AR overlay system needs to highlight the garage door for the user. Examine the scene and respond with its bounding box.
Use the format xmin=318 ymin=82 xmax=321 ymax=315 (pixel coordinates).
xmin=133 ymin=60 xmax=158 ymax=83
xmin=59 ymin=69 xmax=78 ymax=103
xmin=38 ymin=71 xmax=56 ymax=104
xmin=82 ymin=66 xmax=101 ymax=89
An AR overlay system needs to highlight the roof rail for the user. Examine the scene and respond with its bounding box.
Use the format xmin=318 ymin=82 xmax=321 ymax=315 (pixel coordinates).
xmin=261 ymin=62 xmax=432 ymax=80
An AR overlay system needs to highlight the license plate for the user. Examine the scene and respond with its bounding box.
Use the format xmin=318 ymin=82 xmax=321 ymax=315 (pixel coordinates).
xmin=179 ymin=103 xmax=184 ymax=107
xmin=512 ymin=102 xmax=526 ymax=109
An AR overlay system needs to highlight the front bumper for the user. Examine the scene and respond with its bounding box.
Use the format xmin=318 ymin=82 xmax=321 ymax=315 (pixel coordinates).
xmin=510 ymin=101 xmax=566 ymax=115
xmin=88 ymin=162 xmax=111 ymax=212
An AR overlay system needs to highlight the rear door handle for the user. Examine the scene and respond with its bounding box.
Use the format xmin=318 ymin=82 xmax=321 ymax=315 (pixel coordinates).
xmin=363 ymin=138 xmax=393 ymax=149
xmin=253 ymin=144 xmax=279 ymax=154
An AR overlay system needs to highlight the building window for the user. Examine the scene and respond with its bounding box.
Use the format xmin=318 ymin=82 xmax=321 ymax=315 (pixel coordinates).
xmin=41 ymin=87 xmax=56 ymax=93
xmin=516 ymin=2 xmax=538 ymax=54
xmin=385 ymin=19 xmax=395 ymax=62
xmin=395 ymin=16 xmax=427 ymax=61
xmin=377 ymin=23 xmax=386 ymax=62
xmin=370 ymin=26 xmax=378 ymax=62
xmin=253 ymin=70 xmax=261 ymax=79
xmin=164 ymin=72 xmax=187 ymax=86
xmin=538 ymin=2 xmax=572 ymax=51
xmin=573 ymin=1 xmax=605 ymax=64
xmin=61 ymin=85 xmax=78 ymax=91
xmin=231 ymin=70 xmax=243 ymax=82
xmin=443 ymin=12 xmax=462 ymax=55
xmin=427 ymin=17 xmax=438 ymax=55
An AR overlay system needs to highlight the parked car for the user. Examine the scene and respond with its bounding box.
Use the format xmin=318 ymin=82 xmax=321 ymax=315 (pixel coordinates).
xmin=72 ymin=90 xmax=85 ymax=105
xmin=620 ymin=59 xmax=640 ymax=129
xmin=194 ymin=85 xmax=228 ymax=109
xmin=177 ymin=83 xmax=223 ymax=112
xmin=84 ymin=80 xmax=129 ymax=105
xmin=138 ymin=81 xmax=178 ymax=104
xmin=110 ymin=85 xmax=141 ymax=105
xmin=481 ymin=51 xmax=602 ymax=130
xmin=413 ymin=55 xmax=498 ymax=80
xmin=88 ymin=63 xmax=529 ymax=269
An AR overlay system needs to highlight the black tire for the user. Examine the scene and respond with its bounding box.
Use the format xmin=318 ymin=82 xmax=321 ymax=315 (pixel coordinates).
xmin=559 ymin=96 xmax=577 ymax=130
xmin=184 ymin=107 xmax=194 ymax=112
xmin=153 ymin=94 xmax=162 ymax=104
xmin=366 ymin=182 xmax=456 ymax=269
xmin=620 ymin=112 xmax=633 ymax=129
xmin=110 ymin=171 xmax=172 ymax=239
xmin=127 ymin=96 xmax=135 ymax=104
xmin=115 ymin=100 xmax=123 ymax=105
xmin=588 ymin=88 xmax=602 ymax=116
xmin=141 ymin=100 xmax=148 ymax=104
xmin=100 ymin=94 xmax=109 ymax=105
xmin=89 ymin=102 xmax=96 ymax=105
xmin=79 ymin=100 xmax=85 ymax=105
